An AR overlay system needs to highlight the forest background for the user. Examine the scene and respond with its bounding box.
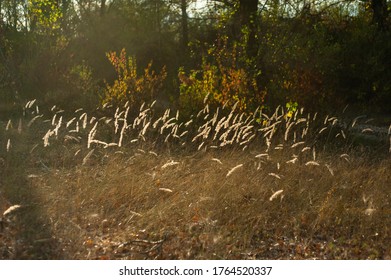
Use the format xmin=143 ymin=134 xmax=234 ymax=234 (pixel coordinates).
xmin=1 ymin=0 xmax=390 ymax=117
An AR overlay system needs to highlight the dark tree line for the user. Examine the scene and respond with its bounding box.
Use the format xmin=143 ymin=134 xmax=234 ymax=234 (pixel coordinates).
xmin=1 ymin=1 xmax=390 ymax=114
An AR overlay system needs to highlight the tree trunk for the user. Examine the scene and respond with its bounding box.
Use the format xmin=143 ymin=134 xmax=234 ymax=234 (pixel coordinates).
xmin=371 ymin=0 xmax=388 ymax=31
xmin=237 ymin=0 xmax=258 ymax=57
xmin=181 ymin=0 xmax=189 ymax=56
xmin=12 ymin=0 xmax=18 ymax=30
xmin=100 ymin=0 xmax=106 ymax=17
xmin=61 ymin=0 xmax=70 ymax=31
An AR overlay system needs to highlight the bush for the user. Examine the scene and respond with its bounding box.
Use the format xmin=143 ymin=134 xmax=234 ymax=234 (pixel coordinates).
xmin=101 ymin=48 xmax=167 ymax=111
xmin=179 ymin=36 xmax=265 ymax=116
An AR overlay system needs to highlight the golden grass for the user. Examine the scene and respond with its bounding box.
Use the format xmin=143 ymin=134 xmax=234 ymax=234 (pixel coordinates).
xmin=1 ymin=100 xmax=390 ymax=259
xmin=22 ymin=148 xmax=389 ymax=260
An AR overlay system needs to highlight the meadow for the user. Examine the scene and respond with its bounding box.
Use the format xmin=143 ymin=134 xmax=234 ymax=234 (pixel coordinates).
xmin=1 ymin=99 xmax=390 ymax=259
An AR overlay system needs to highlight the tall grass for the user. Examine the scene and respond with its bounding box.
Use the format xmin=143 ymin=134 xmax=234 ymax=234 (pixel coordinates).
xmin=0 ymin=99 xmax=390 ymax=259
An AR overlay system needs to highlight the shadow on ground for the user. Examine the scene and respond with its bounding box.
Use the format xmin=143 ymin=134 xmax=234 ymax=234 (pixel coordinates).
xmin=1 ymin=150 xmax=64 ymax=259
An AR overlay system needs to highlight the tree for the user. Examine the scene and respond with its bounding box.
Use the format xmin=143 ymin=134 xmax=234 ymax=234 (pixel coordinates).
xmin=371 ymin=0 xmax=389 ymax=31
xmin=238 ymin=0 xmax=258 ymax=57
xmin=211 ymin=0 xmax=259 ymax=56
xmin=180 ymin=0 xmax=189 ymax=56
xmin=100 ymin=0 xmax=106 ymax=17
xmin=28 ymin=0 xmax=63 ymax=33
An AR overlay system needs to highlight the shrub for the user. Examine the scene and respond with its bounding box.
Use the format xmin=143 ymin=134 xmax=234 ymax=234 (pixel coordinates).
xmin=179 ymin=36 xmax=265 ymax=116
xmin=102 ymin=48 xmax=167 ymax=110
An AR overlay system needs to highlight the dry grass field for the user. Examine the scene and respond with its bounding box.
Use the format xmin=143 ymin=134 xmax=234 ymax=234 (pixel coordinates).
xmin=1 ymin=100 xmax=390 ymax=259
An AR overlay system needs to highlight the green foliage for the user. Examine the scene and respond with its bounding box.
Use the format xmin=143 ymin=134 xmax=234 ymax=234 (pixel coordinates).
xmin=29 ymin=0 xmax=62 ymax=33
xmin=285 ymin=101 xmax=298 ymax=118
xmin=68 ymin=62 xmax=94 ymax=94
xmin=102 ymin=49 xmax=167 ymax=110
xmin=178 ymin=63 xmax=218 ymax=115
